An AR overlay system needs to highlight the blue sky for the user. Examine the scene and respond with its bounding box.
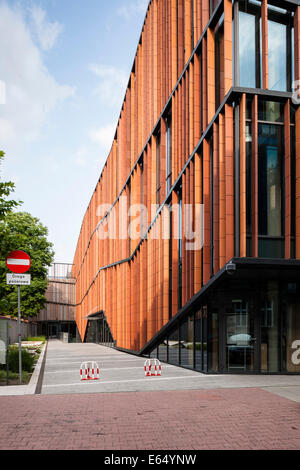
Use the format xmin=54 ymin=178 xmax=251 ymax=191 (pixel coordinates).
xmin=0 ymin=0 xmax=148 ymax=263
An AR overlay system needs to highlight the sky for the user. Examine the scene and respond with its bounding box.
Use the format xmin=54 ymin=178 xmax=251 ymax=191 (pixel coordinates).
xmin=0 ymin=0 xmax=148 ymax=263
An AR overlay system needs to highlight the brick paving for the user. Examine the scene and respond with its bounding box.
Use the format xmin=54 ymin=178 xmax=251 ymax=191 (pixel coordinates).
xmin=0 ymin=387 xmax=299 ymax=450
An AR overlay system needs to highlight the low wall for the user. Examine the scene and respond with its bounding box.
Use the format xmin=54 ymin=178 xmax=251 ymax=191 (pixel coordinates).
xmin=0 ymin=317 xmax=38 ymax=344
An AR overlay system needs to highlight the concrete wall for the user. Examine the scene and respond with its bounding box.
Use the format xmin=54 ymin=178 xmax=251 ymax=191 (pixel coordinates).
xmin=0 ymin=317 xmax=38 ymax=345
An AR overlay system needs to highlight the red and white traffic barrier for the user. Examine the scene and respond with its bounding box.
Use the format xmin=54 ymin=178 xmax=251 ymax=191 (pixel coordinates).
xmin=144 ymin=359 xmax=162 ymax=376
xmin=80 ymin=361 xmax=100 ymax=381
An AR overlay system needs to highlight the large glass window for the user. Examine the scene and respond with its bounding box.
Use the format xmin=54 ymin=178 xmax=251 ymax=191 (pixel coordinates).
xmin=208 ymin=307 xmax=218 ymax=372
xmin=258 ymin=123 xmax=283 ymax=238
xmin=291 ymin=124 xmax=296 ymax=245
xmin=180 ymin=315 xmax=194 ymax=369
xmin=260 ymin=282 xmax=280 ymax=372
xmin=282 ymin=283 xmax=300 ymax=373
xmin=158 ymin=340 xmax=167 ymax=362
xmin=194 ymin=309 xmax=203 ymax=371
xmin=239 ymin=12 xmax=256 ymax=87
xmin=268 ymin=20 xmax=287 ymax=91
xmin=168 ymin=327 xmax=179 ymax=365
xmin=215 ymin=21 xmax=224 ymax=108
xmin=237 ymin=0 xmax=261 ymax=88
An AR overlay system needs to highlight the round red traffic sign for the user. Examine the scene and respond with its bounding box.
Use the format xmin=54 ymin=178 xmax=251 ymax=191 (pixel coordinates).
xmin=5 ymin=250 xmax=31 ymax=274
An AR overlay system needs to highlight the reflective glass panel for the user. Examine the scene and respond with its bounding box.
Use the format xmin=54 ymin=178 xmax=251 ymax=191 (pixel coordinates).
xmin=258 ymin=124 xmax=283 ymax=237
xmin=194 ymin=310 xmax=203 ymax=371
xmin=168 ymin=328 xmax=179 ymax=365
xmin=268 ymin=20 xmax=287 ymax=91
xmin=180 ymin=315 xmax=194 ymax=369
xmin=260 ymin=282 xmax=280 ymax=372
xmin=239 ymin=12 xmax=256 ymax=88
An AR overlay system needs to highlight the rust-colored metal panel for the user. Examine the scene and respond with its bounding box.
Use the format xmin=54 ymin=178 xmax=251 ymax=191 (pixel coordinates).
xmin=203 ymin=139 xmax=211 ymax=284
xmin=207 ymin=27 xmax=215 ymax=123
xmin=252 ymin=96 xmax=259 ymax=258
xmin=240 ymin=94 xmax=247 ymax=258
xmin=213 ymin=122 xmax=219 ymax=274
xmin=194 ymin=153 xmax=202 ymax=294
xmin=224 ymin=104 xmax=234 ymax=262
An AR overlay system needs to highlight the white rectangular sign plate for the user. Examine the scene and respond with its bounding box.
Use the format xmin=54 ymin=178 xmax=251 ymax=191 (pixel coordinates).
xmin=6 ymin=273 xmax=31 ymax=286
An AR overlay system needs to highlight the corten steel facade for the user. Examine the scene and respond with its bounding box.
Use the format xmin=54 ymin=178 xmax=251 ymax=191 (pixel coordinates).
xmin=73 ymin=0 xmax=300 ymax=373
xmin=37 ymin=264 xmax=77 ymax=340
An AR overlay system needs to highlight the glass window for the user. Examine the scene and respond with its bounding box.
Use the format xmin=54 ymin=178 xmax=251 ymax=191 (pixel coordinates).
xmin=258 ymin=101 xmax=284 ymax=123
xmin=166 ymin=115 xmax=172 ymax=193
xmin=194 ymin=309 xmax=203 ymax=371
xmin=215 ymin=22 xmax=224 ymax=108
xmin=168 ymin=327 xmax=179 ymax=365
xmin=260 ymin=282 xmax=280 ymax=372
xmin=291 ymin=28 xmax=294 ymax=89
xmin=150 ymin=348 xmax=158 ymax=359
xmin=291 ymin=126 xmax=295 ymax=238
xmin=202 ymin=306 xmax=208 ymax=372
xmin=239 ymin=12 xmax=256 ymax=87
xmin=282 ymin=284 xmax=300 ymax=373
xmin=208 ymin=307 xmax=218 ymax=372
xmin=180 ymin=315 xmax=194 ymax=369
xmin=268 ymin=20 xmax=287 ymax=91
xmin=158 ymin=340 xmax=167 ymax=362
xmin=258 ymin=123 xmax=283 ymax=238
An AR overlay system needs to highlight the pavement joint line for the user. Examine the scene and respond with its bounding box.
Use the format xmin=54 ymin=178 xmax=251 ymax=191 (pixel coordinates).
xmin=42 ymin=375 xmax=224 ymax=388
xmin=43 ymin=365 xmax=178 ymax=374
xmin=45 ymin=359 xmax=146 ymax=364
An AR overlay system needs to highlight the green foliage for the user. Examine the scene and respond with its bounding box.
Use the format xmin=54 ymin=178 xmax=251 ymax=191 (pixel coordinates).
xmin=0 ymin=212 xmax=55 ymax=318
xmin=26 ymin=336 xmax=46 ymax=343
xmin=0 ymin=151 xmax=21 ymax=220
xmin=0 ymin=369 xmax=31 ymax=384
xmin=7 ymin=347 xmax=35 ymax=373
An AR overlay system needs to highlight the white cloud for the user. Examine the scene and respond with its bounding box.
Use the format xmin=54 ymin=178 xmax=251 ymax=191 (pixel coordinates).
xmin=89 ymin=63 xmax=128 ymax=107
xmin=116 ymin=0 xmax=148 ymax=20
xmin=0 ymin=3 xmax=75 ymax=145
xmin=89 ymin=123 xmax=116 ymax=153
xmin=29 ymin=5 xmax=63 ymax=51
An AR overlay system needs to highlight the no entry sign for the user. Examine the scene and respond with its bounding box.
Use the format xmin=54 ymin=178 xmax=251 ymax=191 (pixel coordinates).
xmin=5 ymin=250 xmax=31 ymax=274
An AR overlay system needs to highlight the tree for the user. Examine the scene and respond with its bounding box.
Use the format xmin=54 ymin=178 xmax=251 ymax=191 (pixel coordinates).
xmin=0 ymin=212 xmax=55 ymax=318
xmin=0 ymin=151 xmax=21 ymax=220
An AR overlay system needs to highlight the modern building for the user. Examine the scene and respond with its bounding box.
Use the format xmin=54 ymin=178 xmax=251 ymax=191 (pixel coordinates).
xmin=37 ymin=263 xmax=77 ymax=341
xmin=73 ymin=0 xmax=300 ymax=374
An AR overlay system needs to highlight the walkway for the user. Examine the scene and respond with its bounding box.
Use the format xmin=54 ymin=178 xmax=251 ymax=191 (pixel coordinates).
xmin=0 ymin=340 xmax=299 ymax=450
xmin=40 ymin=340 xmax=300 ymax=402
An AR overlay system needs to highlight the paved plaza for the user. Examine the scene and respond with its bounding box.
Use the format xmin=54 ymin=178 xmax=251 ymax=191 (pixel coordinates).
xmin=0 ymin=340 xmax=299 ymax=450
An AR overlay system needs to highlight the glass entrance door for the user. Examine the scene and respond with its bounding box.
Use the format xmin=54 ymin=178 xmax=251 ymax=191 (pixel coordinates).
xmin=224 ymin=300 xmax=256 ymax=372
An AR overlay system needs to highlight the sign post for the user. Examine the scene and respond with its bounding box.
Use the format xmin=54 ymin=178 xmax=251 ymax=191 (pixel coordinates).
xmin=5 ymin=250 xmax=31 ymax=385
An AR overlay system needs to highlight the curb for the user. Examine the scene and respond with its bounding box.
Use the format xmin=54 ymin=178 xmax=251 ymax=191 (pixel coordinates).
xmin=25 ymin=341 xmax=48 ymax=395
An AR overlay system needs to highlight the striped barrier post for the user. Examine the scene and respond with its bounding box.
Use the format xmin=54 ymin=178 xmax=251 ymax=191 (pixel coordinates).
xmin=80 ymin=361 xmax=100 ymax=381
xmin=144 ymin=358 xmax=162 ymax=376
